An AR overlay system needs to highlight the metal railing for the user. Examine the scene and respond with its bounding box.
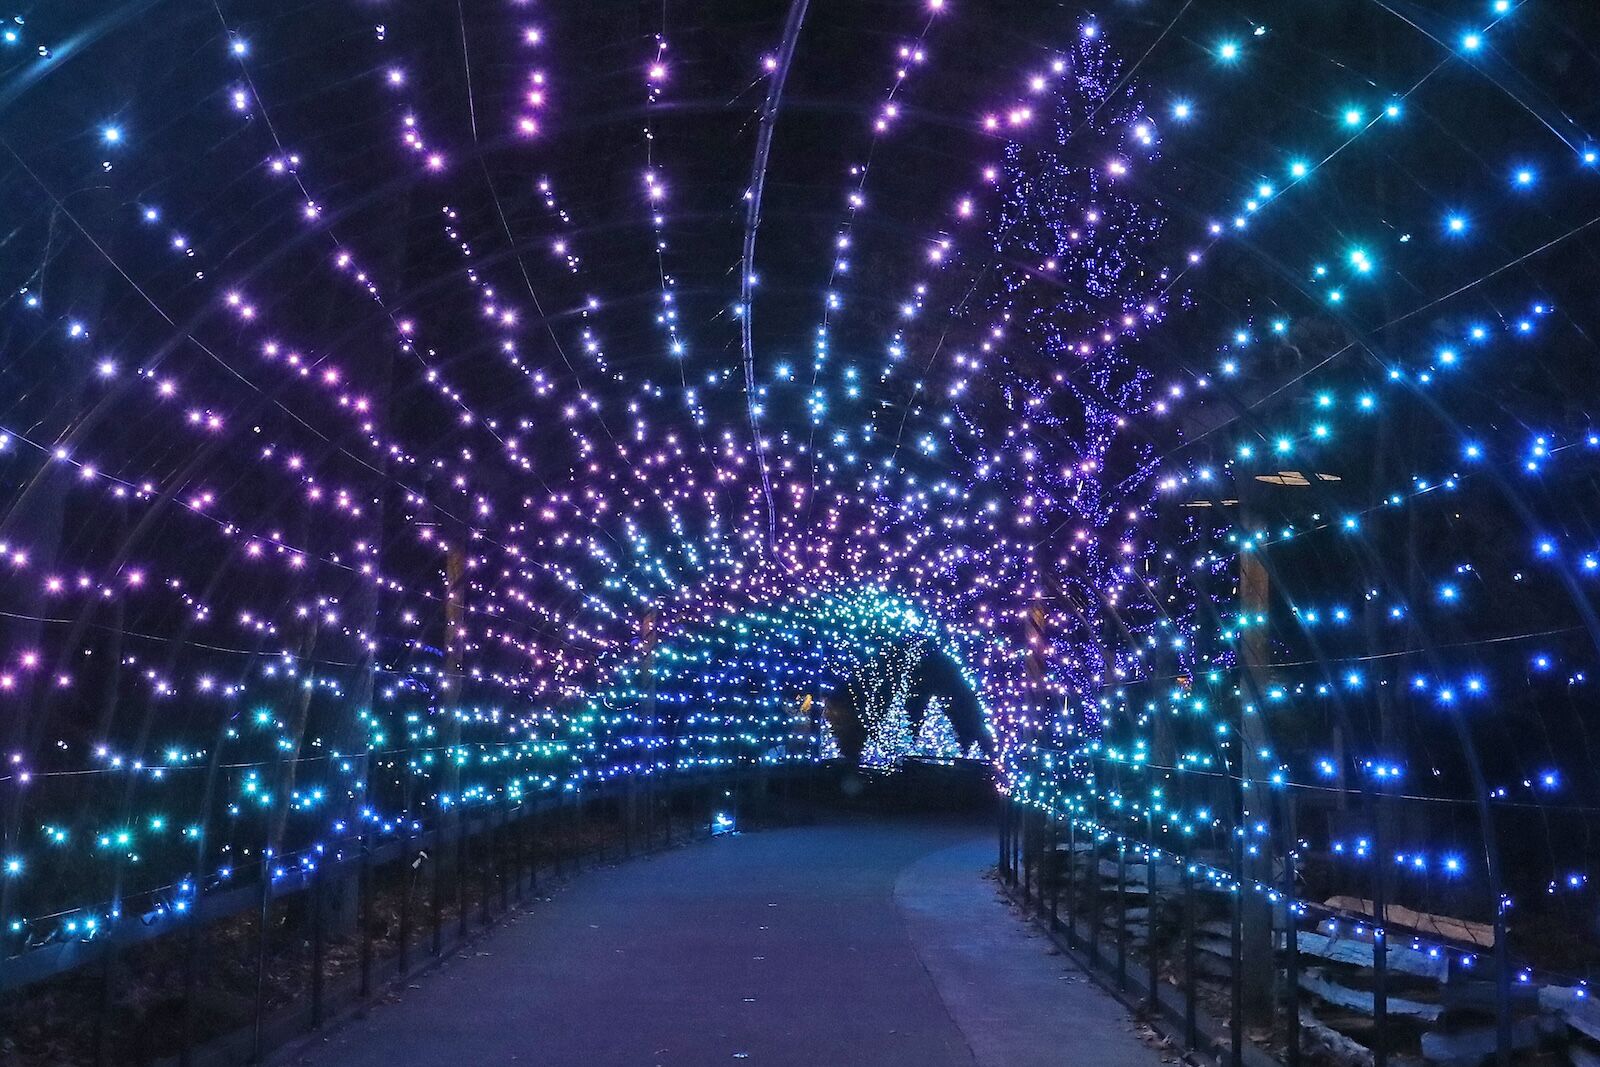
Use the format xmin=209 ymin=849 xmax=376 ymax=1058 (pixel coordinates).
xmin=995 ymin=780 xmax=1555 ymax=1067
xmin=0 ymin=764 xmax=822 ymax=1066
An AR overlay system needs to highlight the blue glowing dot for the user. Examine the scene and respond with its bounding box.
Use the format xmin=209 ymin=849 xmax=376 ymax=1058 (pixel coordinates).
xmin=102 ymin=126 xmax=122 ymax=144
xmin=1461 ymin=32 xmax=1483 ymax=51
xmin=1446 ymin=214 xmax=1467 ymax=234
xmin=1514 ymin=167 xmax=1536 ymax=187
xmin=1172 ymin=101 xmax=1192 ymax=121
xmin=1217 ymin=41 xmax=1240 ymax=62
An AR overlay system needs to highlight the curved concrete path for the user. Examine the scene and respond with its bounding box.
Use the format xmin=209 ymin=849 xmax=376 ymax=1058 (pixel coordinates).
xmin=284 ymin=816 xmax=1170 ymax=1066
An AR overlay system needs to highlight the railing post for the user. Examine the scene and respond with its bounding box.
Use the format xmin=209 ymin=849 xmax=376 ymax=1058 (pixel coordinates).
xmin=497 ymin=804 xmax=510 ymax=913
xmin=359 ymin=835 xmax=374 ymax=999
xmin=479 ymin=812 xmax=493 ymax=927
xmin=310 ymin=861 xmax=326 ymax=1029
xmin=645 ymin=775 xmax=656 ymax=849
xmin=178 ymin=885 xmax=202 ymax=1067
xmin=1013 ymin=798 xmax=1023 ymax=885
xmin=998 ymin=797 xmax=1008 ymax=877
xmin=529 ymin=802 xmax=541 ymax=893
xmin=1282 ymin=811 xmax=1300 ymax=1067
xmin=431 ymin=826 xmax=444 ymax=957
xmin=1184 ymin=856 xmax=1197 ymax=1051
xmin=1049 ymin=812 xmax=1061 ymax=932
xmin=1146 ymin=807 xmax=1159 ymax=1013
xmin=1373 ymin=795 xmax=1388 ymax=1067
xmin=1088 ymin=794 xmax=1102 ymax=968
xmin=1065 ymin=813 xmax=1077 ymax=949
xmin=663 ymin=780 xmax=674 ymax=848
xmin=515 ymin=803 xmax=527 ymax=902
xmin=1230 ymin=830 xmax=1245 ymax=1067
xmin=1022 ymin=805 xmax=1032 ymax=906
xmin=575 ymin=788 xmax=586 ymax=871
xmin=623 ymin=780 xmax=634 ymax=860
xmin=1494 ymin=904 xmax=1512 ymax=1067
xmin=94 ymin=926 xmax=117 ymax=1067
xmin=1116 ymin=833 xmax=1129 ymax=990
xmin=456 ymin=816 xmax=469 ymax=940
xmin=251 ymin=857 xmax=271 ymax=1064
xmin=397 ymin=835 xmax=411 ymax=976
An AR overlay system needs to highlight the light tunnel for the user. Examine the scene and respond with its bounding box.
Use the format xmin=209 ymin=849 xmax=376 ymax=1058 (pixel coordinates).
xmin=1 ymin=1 xmax=1599 ymax=1064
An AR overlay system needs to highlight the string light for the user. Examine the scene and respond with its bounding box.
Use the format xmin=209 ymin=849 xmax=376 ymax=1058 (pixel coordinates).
xmin=0 ymin=0 xmax=1594 ymax=1025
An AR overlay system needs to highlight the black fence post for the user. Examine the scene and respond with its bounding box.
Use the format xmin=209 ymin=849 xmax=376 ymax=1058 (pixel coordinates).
xmin=311 ymin=861 xmax=327 ymax=1028
xmin=251 ymin=857 xmax=271 ymax=1064
xmin=1048 ymin=811 xmax=1061 ymax=932
xmin=456 ymin=817 xmax=468 ymax=940
xmin=479 ymin=812 xmax=493 ymax=928
xmin=178 ymin=887 xmax=202 ymax=1067
xmin=1012 ymin=798 xmax=1023 ymax=885
xmin=1116 ymin=833 xmax=1129 ymax=991
xmin=623 ymin=781 xmax=634 ymax=860
xmin=574 ymin=789 xmax=585 ymax=872
xmin=1282 ymin=806 xmax=1300 ymax=1067
xmin=497 ymin=805 xmax=509 ymax=912
xmin=1184 ymin=856 xmax=1197 ymax=1051
xmin=1230 ymin=830 xmax=1245 ymax=1067
xmin=397 ymin=836 xmax=411 ymax=977
xmin=1088 ymin=803 xmax=1102 ymax=968
xmin=359 ymin=836 xmax=374 ymax=999
xmin=431 ymin=826 xmax=444 ymax=957
xmin=93 ymin=927 xmax=117 ymax=1067
xmin=1146 ymin=807 xmax=1159 ymax=1013
xmin=1235 ymin=844 xmax=1248 ymax=1067
xmin=530 ymin=803 xmax=541 ymax=893
xmin=1021 ymin=806 xmax=1032 ymax=906
xmin=998 ymin=797 xmax=1007 ymax=877
xmin=1373 ymin=795 xmax=1388 ymax=1067
xmin=514 ymin=804 xmax=527 ymax=903
xmin=646 ymin=776 xmax=657 ymax=850
xmin=1065 ymin=813 xmax=1077 ymax=948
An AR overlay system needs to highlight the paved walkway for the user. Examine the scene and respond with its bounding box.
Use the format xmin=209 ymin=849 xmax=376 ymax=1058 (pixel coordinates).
xmin=284 ymin=816 xmax=1170 ymax=1067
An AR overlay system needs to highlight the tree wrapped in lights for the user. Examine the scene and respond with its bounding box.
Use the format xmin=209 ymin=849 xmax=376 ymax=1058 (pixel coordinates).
xmin=968 ymin=26 xmax=1189 ymax=766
